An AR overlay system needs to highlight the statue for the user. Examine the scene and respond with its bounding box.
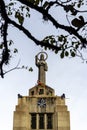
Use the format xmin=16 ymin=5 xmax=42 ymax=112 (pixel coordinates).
xmin=35 ymin=52 xmax=48 ymax=84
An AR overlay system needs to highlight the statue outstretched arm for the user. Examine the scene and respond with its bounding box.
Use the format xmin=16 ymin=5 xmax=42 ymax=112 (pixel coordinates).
xmin=45 ymin=63 xmax=48 ymax=71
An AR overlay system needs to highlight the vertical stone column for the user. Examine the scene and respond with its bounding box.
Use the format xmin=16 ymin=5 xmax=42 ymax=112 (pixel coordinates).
xmin=44 ymin=114 xmax=47 ymax=129
xmin=29 ymin=113 xmax=31 ymax=130
xmin=36 ymin=114 xmax=39 ymax=130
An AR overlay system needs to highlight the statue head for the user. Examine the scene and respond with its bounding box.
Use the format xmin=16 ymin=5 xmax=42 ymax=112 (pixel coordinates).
xmin=40 ymin=54 xmax=44 ymax=60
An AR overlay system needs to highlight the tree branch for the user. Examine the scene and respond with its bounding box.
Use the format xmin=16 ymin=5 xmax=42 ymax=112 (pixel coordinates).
xmin=0 ymin=0 xmax=10 ymax=78
xmin=7 ymin=17 xmax=62 ymax=51
xmin=17 ymin=0 xmax=87 ymax=46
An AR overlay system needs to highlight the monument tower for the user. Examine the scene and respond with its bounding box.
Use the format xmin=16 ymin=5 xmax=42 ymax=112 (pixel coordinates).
xmin=13 ymin=52 xmax=70 ymax=130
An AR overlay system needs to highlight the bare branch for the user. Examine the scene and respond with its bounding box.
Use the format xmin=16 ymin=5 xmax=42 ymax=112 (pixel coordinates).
xmin=58 ymin=0 xmax=72 ymax=4
xmin=3 ymin=62 xmax=25 ymax=75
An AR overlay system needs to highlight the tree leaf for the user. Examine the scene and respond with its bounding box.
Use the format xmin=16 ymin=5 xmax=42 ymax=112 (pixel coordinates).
xmin=60 ymin=51 xmax=64 ymax=58
xmin=18 ymin=15 xmax=24 ymax=25
xmin=58 ymin=36 xmax=63 ymax=42
xmin=43 ymin=1 xmax=49 ymax=9
xmin=65 ymin=51 xmax=69 ymax=57
xmin=71 ymin=51 xmax=75 ymax=57
xmin=9 ymin=2 xmax=14 ymax=6
xmin=14 ymin=48 xmax=18 ymax=53
xmin=29 ymin=67 xmax=33 ymax=72
xmin=0 ymin=44 xmax=3 ymax=49
xmin=35 ymin=0 xmax=40 ymax=5
xmin=71 ymin=16 xmax=84 ymax=28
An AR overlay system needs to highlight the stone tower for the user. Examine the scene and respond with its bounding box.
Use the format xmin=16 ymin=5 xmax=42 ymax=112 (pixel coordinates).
xmin=13 ymin=52 xmax=70 ymax=130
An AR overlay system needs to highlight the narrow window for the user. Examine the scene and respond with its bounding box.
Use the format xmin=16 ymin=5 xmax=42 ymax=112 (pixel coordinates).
xmin=31 ymin=91 xmax=34 ymax=96
xmin=49 ymin=90 xmax=52 ymax=96
xmin=39 ymin=89 xmax=44 ymax=95
xmin=47 ymin=114 xmax=53 ymax=129
xmin=39 ymin=114 xmax=44 ymax=129
xmin=31 ymin=114 xmax=36 ymax=129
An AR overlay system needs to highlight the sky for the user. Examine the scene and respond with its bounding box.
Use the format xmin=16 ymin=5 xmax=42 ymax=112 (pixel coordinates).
xmin=0 ymin=1 xmax=87 ymax=130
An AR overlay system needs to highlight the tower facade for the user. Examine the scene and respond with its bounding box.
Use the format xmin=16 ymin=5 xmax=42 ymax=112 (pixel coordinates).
xmin=13 ymin=52 xmax=70 ymax=130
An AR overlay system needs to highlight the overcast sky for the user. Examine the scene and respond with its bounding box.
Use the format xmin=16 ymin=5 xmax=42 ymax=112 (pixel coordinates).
xmin=0 ymin=2 xmax=87 ymax=130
